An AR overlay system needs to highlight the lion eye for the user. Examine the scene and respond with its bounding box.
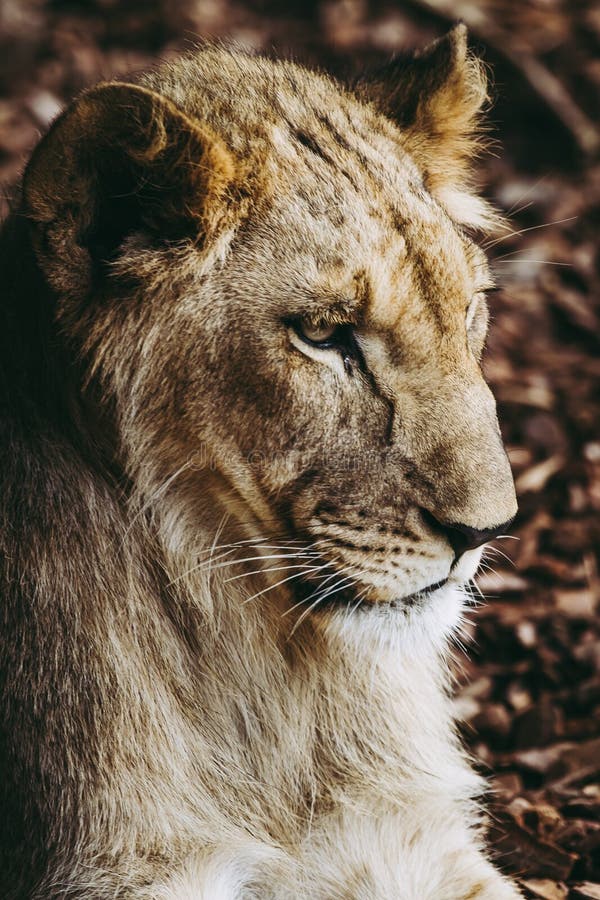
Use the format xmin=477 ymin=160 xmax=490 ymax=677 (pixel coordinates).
xmin=297 ymin=321 xmax=341 ymax=347
xmin=289 ymin=318 xmax=363 ymax=373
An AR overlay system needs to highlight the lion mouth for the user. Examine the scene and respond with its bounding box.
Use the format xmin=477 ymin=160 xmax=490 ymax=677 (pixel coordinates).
xmin=291 ymin=570 xmax=450 ymax=613
xmin=392 ymin=577 xmax=449 ymax=607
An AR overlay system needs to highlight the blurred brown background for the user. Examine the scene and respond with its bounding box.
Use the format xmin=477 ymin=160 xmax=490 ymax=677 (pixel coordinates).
xmin=0 ymin=1 xmax=599 ymax=897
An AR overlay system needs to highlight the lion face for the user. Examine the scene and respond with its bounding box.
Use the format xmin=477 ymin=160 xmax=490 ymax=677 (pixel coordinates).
xmin=185 ymin=141 xmax=516 ymax=608
xmin=23 ymin=30 xmax=516 ymax=613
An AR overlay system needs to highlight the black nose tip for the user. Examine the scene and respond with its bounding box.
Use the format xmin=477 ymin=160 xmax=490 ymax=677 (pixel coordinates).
xmin=443 ymin=519 xmax=515 ymax=558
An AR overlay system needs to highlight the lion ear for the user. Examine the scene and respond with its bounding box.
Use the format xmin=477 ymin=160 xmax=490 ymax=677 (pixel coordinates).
xmin=23 ymin=82 xmax=236 ymax=295
xmin=356 ymin=25 xmax=496 ymax=229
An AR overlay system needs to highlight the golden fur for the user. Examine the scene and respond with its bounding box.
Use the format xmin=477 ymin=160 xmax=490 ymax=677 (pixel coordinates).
xmin=0 ymin=27 xmax=521 ymax=898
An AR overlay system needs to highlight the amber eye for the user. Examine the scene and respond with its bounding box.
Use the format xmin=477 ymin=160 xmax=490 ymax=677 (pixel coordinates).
xmin=298 ymin=321 xmax=339 ymax=345
xmin=288 ymin=318 xmax=364 ymax=372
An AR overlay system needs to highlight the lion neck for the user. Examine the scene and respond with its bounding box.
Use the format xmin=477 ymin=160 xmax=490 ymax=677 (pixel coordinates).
xmin=131 ymin=464 xmax=471 ymax=832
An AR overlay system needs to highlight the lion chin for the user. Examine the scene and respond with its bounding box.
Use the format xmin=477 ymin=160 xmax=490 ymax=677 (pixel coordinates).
xmin=0 ymin=26 xmax=523 ymax=900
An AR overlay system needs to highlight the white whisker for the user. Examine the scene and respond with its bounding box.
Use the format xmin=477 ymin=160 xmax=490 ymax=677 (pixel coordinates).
xmin=484 ymin=545 xmax=516 ymax=567
xmin=289 ymin=573 xmax=360 ymax=637
xmin=484 ymin=215 xmax=577 ymax=249
xmin=281 ymin=564 xmax=354 ymax=620
xmin=469 ymin=578 xmax=486 ymax=603
xmin=502 ymin=174 xmax=549 ymax=217
xmin=493 ymin=259 xmax=572 ymax=268
xmin=224 ymin=563 xmax=323 ymax=584
xmin=169 ymin=551 xmax=321 ymax=586
xmin=240 ymin=565 xmax=327 ymax=606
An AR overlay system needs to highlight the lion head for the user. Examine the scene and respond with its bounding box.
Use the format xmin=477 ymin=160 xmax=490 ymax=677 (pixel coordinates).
xmin=22 ymin=27 xmax=517 ymax=629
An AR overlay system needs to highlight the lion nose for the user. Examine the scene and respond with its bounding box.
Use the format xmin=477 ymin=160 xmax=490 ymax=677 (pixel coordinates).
xmin=442 ymin=519 xmax=515 ymax=558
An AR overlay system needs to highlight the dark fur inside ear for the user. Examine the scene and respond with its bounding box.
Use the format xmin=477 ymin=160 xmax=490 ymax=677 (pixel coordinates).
xmin=358 ymin=24 xmax=466 ymax=129
xmin=354 ymin=25 xmax=495 ymax=229
xmin=23 ymin=82 xmax=236 ymax=296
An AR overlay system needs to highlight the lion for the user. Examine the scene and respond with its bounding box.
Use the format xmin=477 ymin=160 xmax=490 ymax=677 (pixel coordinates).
xmin=0 ymin=25 xmax=521 ymax=899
